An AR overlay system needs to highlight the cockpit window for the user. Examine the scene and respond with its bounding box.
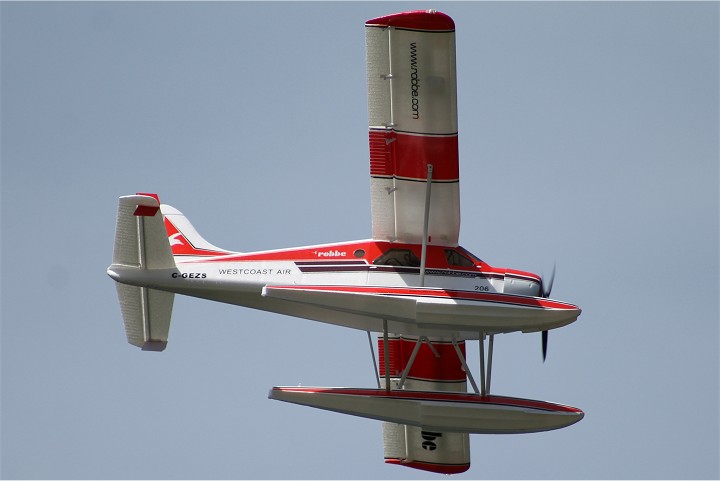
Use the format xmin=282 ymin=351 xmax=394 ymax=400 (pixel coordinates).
xmin=460 ymin=247 xmax=484 ymax=264
xmin=445 ymin=249 xmax=475 ymax=267
xmin=373 ymin=249 xmax=421 ymax=267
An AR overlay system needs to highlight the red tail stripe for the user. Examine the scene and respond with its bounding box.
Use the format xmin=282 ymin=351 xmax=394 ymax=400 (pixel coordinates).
xmin=163 ymin=218 xmax=228 ymax=257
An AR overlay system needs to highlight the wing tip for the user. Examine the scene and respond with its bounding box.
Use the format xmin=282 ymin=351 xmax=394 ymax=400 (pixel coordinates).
xmin=385 ymin=458 xmax=470 ymax=475
xmin=366 ymin=10 xmax=455 ymax=31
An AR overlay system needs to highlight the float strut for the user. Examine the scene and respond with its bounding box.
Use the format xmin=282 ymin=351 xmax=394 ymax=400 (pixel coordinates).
xmin=487 ymin=334 xmax=495 ymax=395
xmin=397 ymin=336 xmax=439 ymax=389
xmin=479 ymin=332 xmax=487 ymax=396
xmin=382 ymin=320 xmax=390 ymax=392
xmin=367 ymin=331 xmax=380 ymax=389
xmin=453 ymin=337 xmax=480 ymax=395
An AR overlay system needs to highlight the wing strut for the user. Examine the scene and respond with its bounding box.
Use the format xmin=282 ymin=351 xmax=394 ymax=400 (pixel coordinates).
xmin=418 ymin=164 xmax=433 ymax=287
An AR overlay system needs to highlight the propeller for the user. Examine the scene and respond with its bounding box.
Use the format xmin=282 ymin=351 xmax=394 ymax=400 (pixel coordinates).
xmin=539 ymin=263 xmax=556 ymax=362
xmin=541 ymin=263 xmax=555 ymax=298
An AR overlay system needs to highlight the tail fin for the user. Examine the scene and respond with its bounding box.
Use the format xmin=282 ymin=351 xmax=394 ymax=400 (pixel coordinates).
xmin=109 ymin=194 xmax=176 ymax=351
xmin=161 ymin=204 xmax=232 ymax=258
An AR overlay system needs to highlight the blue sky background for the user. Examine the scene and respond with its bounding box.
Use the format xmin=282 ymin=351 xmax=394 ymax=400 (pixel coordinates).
xmin=2 ymin=2 xmax=718 ymax=479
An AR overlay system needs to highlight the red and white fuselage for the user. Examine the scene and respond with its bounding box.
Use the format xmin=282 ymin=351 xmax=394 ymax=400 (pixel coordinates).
xmin=108 ymin=210 xmax=580 ymax=341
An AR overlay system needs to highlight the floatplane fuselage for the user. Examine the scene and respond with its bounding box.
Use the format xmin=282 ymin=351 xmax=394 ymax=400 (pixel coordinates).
xmin=108 ymin=205 xmax=579 ymax=343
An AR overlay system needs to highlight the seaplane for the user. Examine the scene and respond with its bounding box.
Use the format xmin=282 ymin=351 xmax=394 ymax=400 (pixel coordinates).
xmin=107 ymin=10 xmax=583 ymax=474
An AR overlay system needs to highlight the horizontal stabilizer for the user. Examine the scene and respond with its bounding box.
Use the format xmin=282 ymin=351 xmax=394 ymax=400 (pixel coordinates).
xmin=109 ymin=194 xmax=176 ymax=350
xmin=112 ymin=194 xmax=175 ymax=270
xmin=269 ymin=387 xmax=584 ymax=434
xmin=115 ymin=283 xmax=173 ymax=351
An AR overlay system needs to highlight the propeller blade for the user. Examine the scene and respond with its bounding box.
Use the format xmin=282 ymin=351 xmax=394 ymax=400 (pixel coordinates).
xmin=539 ymin=264 xmax=555 ymax=361
xmin=541 ymin=263 xmax=556 ymax=298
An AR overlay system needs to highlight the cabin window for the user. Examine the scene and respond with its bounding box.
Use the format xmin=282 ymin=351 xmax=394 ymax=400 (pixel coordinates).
xmin=373 ymin=249 xmax=421 ymax=267
xmin=445 ymin=249 xmax=475 ymax=267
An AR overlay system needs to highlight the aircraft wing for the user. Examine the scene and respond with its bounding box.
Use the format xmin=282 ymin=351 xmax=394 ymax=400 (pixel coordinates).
xmin=366 ymin=10 xmax=460 ymax=247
